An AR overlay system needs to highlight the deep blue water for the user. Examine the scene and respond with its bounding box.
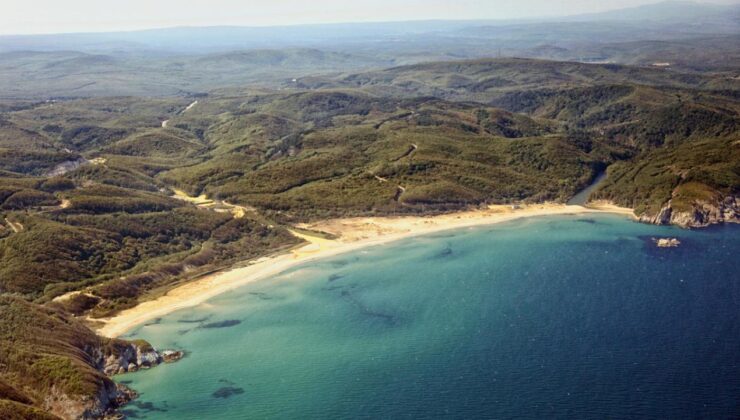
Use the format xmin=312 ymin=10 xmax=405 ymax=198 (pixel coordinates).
xmin=118 ymin=215 xmax=740 ymax=419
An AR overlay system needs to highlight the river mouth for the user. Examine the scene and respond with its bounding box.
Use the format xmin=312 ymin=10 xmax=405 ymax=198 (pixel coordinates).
xmin=568 ymin=171 xmax=607 ymax=206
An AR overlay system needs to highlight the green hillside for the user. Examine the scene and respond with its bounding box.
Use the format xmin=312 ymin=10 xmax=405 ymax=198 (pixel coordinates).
xmin=297 ymin=58 xmax=739 ymax=97
xmin=290 ymin=59 xmax=739 ymax=223
xmin=0 ymin=57 xmax=737 ymax=418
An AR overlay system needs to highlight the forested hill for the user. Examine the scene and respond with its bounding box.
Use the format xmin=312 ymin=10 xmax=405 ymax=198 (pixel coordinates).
xmin=295 ymin=57 xmax=739 ymax=96
xmin=291 ymin=58 xmax=739 ymax=221
xmin=0 ymin=57 xmax=737 ymax=418
xmin=2 ymin=59 xmax=737 ymax=235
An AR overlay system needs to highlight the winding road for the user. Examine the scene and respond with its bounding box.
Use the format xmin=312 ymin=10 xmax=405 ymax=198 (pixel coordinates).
xmin=162 ymin=100 xmax=199 ymax=129
xmin=371 ymin=143 xmax=418 ymax=202
xmin=4 ymin=218 xmax=23 ymax=233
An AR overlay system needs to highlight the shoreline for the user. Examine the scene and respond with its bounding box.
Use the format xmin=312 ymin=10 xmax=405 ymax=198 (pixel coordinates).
xmin=95 ymin=203 xmax=634 ymax=338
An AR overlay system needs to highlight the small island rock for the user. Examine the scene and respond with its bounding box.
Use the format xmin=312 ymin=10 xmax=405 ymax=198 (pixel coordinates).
xmin=655 ymin=238 xmax=681 ymax=248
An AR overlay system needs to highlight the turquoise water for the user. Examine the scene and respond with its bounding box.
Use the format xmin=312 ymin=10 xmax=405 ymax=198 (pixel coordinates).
xmin=118 ymin=215 xmax=740 ymax=419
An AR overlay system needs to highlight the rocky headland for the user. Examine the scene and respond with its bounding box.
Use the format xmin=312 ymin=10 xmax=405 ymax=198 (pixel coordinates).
xmin=0 ymin=296 xmax=183 ymax=419
xmin=638 ymin=195 xmax=739 ymax=228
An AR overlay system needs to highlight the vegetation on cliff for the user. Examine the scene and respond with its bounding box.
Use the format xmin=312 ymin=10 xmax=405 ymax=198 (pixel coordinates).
xmin=0 ymin=296 xmax=160 ymax=418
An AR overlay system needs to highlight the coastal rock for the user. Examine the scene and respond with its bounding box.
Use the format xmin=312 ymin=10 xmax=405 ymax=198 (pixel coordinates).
xmin=0 ymin=296 xmax=180 ymax=420
xmin=162 ymin=349 xmax=185 ymax=363
xmin=100 ymin=344 xmax=136 ymax=376
xmin=99 ymin=341 xmax=182 ymax=375
xmin=639 ymin=203 xmax=673 ymax=225
xmin=639 ymin=195 xmax=739 ymax=228
xmin=41 ymin=379 xmax=135 ymax=420
xmin=655 ymin=238 xmax=681 ymax=248
xmin=137 ymin=349 xmax=161 ymax=367
xmin=81 ymin=341 xmax=183 ymax=417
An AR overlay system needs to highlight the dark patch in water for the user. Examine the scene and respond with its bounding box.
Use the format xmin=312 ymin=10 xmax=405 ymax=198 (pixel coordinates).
xmin=119 ymin=409 xmax=141 ymax=418
xmin=130 ymin=400 xmax=168 ymax=413
xmin=328 ymin=274 xmax=345 ymax=282
xmin=201 ymin=320 xmax=241 ymax=329
xmin=323 ymin=283 xmax=358 ymax=292
xmin=118 ymin=380 xmax=133 ymax=385
xmin=434 ymin=245 xmax=454 ymax=259
xmin=177 ymin=315 xmax=212 ymax=324
xmin=575 ymin=218 xmax=598 ymax=225
xmin=426 ymin=232 xmax=457 ymax=239
xmin=329 ymin=259 xmax=350 ymax=268
xmin=169 ymin=342 xmax=187 ymax=354
xmin=177 ymin=316 xmax=211 ymax=324
xmin=144 ymin=318 xmax=163 ymax=327
xmin=219 ymin=378 xmax=236 ymax=385
xmin=177 ymin=328 xmax=193 ymax=335
xmin=327 ymin=256 xmax=361 ymax=268
xmin=249 ymin=291 xmax=273 ymax=300
xmin=212 ymin=386 xmax=245 ymax=399
xmin=340 ymin=290 xmax=397 ymax=325
xmin=122 ymin=327 xmax=142 ymax=338
xmin=545 ymin=219 xmax=580 ymax=230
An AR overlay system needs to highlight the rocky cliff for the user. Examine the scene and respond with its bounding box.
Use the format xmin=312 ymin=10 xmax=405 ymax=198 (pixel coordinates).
xmin=51 ymin=341 xmax=184 ymax=419
xmin=0 ymin=296 xmax=182 ymax=419
xmin=97 ymin=340 xmax=182 ymax=376
xmin=638 ymin=195 xmax=739 ymax=228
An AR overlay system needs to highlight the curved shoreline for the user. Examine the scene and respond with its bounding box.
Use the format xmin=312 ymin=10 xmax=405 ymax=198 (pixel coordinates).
xmin=95 ymin=203 xmax=634 ymax=338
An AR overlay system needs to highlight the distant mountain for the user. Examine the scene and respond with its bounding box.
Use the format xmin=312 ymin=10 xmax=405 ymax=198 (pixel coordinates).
xmin=0 ymin=48 xmax=393 ymax=98
xmin=0 ymin=1 xmax=736 ymax=98
xmin=195 ymin=48 xmax=387 ymax=68
xmin=566 ymin=1 xmax=737 ymax=22
xmin=523 ymin=35 xmax=740 ymax=72
xmin=0 ymin=2 xmax=736 ymax=55
xmin=302 ymin=57 xmax=739 ymax=99
xmin=0 ymin=21 xmax=497 ymax=54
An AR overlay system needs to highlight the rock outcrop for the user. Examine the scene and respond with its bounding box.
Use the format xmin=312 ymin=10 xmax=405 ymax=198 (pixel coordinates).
xmin=98 ymin=340 xmax=183 ymax=376
xmin=0 ymin=296 xmax=183 ymax=420
xmin=639 ymin=195 xmax=739 ymax=228
xmin=50 ymin=342 xmax=185 ymax=418
xmin=39 ymin=341 xmax=184 ymax=419
xmin=41 ymin=381 xmax=134 ymax=420
xmin=654 ymin=238 xmax=681 ymax=248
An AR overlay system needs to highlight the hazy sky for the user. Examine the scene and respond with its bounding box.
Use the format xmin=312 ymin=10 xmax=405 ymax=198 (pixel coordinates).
xmin=1 ymin=0 xmax=737 ymax=35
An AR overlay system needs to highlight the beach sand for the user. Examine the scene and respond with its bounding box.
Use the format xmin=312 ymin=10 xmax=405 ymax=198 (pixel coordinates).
xmin=585 ymin=200 xmax=638 ymax=215
xmin=95 ymin=203 xmax=634 ymax=338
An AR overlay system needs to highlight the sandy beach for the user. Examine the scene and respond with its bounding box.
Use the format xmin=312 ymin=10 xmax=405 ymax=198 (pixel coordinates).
xmin=95 ymin=203 xmax=634 ymax=338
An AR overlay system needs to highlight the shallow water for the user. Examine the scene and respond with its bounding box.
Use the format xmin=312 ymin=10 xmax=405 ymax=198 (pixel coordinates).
xmin=118 ymin=215 xmax=740 ymax=419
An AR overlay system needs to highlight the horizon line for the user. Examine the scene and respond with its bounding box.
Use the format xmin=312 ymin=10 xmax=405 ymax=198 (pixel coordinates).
xmin=0 ymin=0 xmax=733 ymax=38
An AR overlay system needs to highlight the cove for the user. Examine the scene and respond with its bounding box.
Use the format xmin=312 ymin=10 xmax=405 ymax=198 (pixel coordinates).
xmin=117 ymin=214 xmax=740 ymax=419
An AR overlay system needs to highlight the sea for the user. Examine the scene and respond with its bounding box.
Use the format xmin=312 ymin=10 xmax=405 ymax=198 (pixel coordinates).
xmin=117 ymin=214 xmax=740 ymax=419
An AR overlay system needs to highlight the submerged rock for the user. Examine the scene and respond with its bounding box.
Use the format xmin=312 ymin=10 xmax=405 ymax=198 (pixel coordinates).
xmin=212 ymin=386 xmax=245 ymax=399
xmin=201 ymin=319 xmax=241 ymax=329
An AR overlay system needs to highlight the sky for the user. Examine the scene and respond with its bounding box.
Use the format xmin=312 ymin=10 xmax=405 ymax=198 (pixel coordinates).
xmin=1 ymin=0 xmax=737 ymax=35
